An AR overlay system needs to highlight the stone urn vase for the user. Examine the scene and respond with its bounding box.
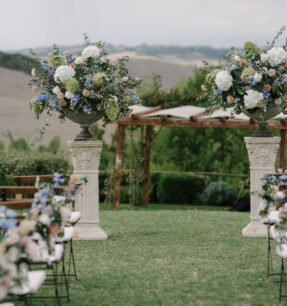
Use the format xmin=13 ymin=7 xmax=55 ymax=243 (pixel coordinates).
xmin=66 ymin=110 xmax=103 ymax=141
xmin=240 ymin=103 xmax=282 ymax=137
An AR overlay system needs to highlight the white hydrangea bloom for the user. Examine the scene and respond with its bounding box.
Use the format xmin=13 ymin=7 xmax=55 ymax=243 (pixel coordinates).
xmin=260 ymin=53 xmax=268 ymax=63
xmin=254 ymin=72 xmax=262 ymax=82
xmin=39 ymin=214 xmax=51 ymax=226
xmin=74 ymin=56 xmax=85 ymax=65
xmin=54 ymin=65 xmax=75 ymax=83
xmin=81 ymin=46 xmax=100 ymax=60
xmin=243 ymin=89 xmax=264 ymax=109
xmin=215 ymin=71 xmax=233 ymax=91
xmin=65 ymin=91 xmax=74 ymax=99
xmin=52 ymin=86 xmax=61 ymax=95
xmin=267 ymin=47 xmax=287 ymax=66
xmin=31 ymin=68 xmax=36 ymax=77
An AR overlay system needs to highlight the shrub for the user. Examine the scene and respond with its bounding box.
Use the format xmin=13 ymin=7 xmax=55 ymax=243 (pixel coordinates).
xmin=200 ymin=181 xmax=236 ymax=206
xmin=0 ymin=167 xmax=13 ymax=185
xmin=158 ymin=174 xmax=207 ymax=204
xmin=0 ymin=152 xmax=70 ymax=175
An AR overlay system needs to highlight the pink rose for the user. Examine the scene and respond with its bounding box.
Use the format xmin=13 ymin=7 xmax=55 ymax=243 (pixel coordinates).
xmin=60 ymin=206 xmax=71 ymax=219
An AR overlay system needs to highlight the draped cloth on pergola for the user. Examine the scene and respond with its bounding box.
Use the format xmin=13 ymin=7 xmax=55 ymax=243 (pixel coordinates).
xmin=113 ymin=105 xmax=287 ymax=210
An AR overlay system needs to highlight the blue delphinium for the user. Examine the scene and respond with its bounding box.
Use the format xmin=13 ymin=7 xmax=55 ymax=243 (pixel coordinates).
xmin=71 ymin=94 xmax=81 ymax=105
xmin=53 ymin=172 xmax=65 ymax=187
xmin=262 ymin=90 xmax=271 ymax=98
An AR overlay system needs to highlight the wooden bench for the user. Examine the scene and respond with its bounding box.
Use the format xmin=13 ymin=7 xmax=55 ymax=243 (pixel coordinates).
xmin=0 ymin=175 xmax=64 ymax=212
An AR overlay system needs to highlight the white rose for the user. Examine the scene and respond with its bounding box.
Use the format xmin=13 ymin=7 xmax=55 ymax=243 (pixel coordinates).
xmin=260 ymin=53 xmax=268 ymax=63
xmin=215 ymin=71 xmax=233 ymax=91
xmin=52 ymin=195 xmax=66 ymax=205
xmin=267 ymin=47 xmax=287 ymax=66
xmin=65 ymin=91 xmax=74 ymax=99
xmin=81 ymin=46 xmax=101 ymax=60
xmin=74 ymin=56 xmax=85 ymax=65
xmin=254 ymin=73 xmax=262 ymax=82
xmin=31 ymin=68 xmax=36 ymax=77
xmin=52 ymin=86 xmax=61 ymax=95
xmin=54 ymin=65 xmax=75 ymax=83
xmin=233 ymin=55 xmax=240 ymax=62
xmin=112 ymin=96 xmax=118 ymax=102
xmin=122 ymin=77 xmax=128 ymax=82
xmin=243 ymin=89 xmax=264 ymax=109
xmin=39 ymin=214 xmax=51 ymax=226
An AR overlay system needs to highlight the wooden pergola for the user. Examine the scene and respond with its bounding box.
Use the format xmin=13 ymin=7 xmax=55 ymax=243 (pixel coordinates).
xmin=113 ymin=106 xmax=287 ymax=210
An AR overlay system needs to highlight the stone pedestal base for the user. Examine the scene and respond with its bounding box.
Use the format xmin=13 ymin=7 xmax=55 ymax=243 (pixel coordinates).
xmin=242 ymin=221 xmax=267 ymax=237
xmin=243 ymin=136 xmax=280 ymax=237
xmin=68 ymin=140 xmax=108 ymax=240
xmin=74 ymin=223 xmax=108 ymax=240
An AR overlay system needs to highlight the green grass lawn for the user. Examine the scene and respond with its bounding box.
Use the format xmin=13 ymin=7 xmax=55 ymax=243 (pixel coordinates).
xmin=37 ymin=205 xmax=282 ymax=305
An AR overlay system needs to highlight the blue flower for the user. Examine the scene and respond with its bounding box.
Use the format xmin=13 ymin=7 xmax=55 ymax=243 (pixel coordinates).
xmin=84 ymin=78 xmax=92 ymax=87
xmin=5 ymin=218 xmax=17 ymax=229
xmin=53 ymin=172 xmax=64 ymax=186
xmin=5 ymin=209 xmax=16 ymax=218
xmin=262 ymin=90 xmax=270 ymax=98
xmin=83 ymin=105 xmax=91 ymax=113
xmin=35 ymin=93 xmax=56 ymax=102
xmin=213 ymin=89 xmax=222 ymax=95
xmin=248 ymin=76 xmax=257 ymax=87
xmin=71 ymin=94 xmax=81 ymax=105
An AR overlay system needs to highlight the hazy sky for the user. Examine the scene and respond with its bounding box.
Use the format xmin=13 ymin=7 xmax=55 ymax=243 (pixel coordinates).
xmin=1 ymin=0 xmax=287 ymax=50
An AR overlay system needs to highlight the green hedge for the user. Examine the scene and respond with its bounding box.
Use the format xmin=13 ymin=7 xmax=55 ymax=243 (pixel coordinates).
xmin=158 ymin=174 xmax=207 ymax=204
xmin=0 ymin=152 xmax=70 ymax=175
xmin=0 ymin=167 xmax=13 ymax=185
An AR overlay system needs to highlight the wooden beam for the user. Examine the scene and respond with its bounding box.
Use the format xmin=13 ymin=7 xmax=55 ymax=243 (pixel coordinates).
xmin=113 ymin=124 xmax=125 ymax=210
xmin=117 ymin=117 xmax=285 ymax=130
xmin=279 ymin=129 xmax=287 ymax=170
xmin=143 ymin=126 xmax=152 ymax=207
xmin=131 ymin=106 xmax=162 ymax=119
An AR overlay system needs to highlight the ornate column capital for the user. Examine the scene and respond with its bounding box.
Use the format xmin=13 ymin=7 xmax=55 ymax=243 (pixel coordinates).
xmin=244 ymin=137 xmax=281 ymax=170
xmin=67 ymin=141 xmax=102 ymax=174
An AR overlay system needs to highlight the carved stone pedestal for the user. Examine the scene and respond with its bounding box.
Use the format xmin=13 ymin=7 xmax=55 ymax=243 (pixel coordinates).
xmin=243 ymin=137 xmax=280 ymax=237
xmin=67 ymin=140 xmax=108 ymax=240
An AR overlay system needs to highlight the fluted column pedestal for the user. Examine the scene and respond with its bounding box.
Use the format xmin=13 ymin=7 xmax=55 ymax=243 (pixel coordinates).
xmin=68 ymin=140 xmax=108 ymax=240
xmin=242 ymin=137 xmax=280 ymax=237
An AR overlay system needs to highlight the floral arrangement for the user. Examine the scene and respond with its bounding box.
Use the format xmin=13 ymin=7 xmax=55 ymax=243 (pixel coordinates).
xmin=199 ymin=27 xmax=287 ymax=117
xmin=258 ymin=175 xmax=287 ymax=256
xmin=29 ymin=35 xmax=141 ymax=124
xmin=0 ymin=217 xmax=40 ymax=296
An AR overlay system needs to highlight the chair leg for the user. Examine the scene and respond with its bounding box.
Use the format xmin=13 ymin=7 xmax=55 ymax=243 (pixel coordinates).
xmin=280 ymin=258 xmax=285 ymax=301
xmin=62 ymin=252 xmax=70 ymax=301
xmin=70 ymin=240 xmax=79 ymax=280
xmin=53 ymin=264 xmax=61 ymax=306
xmin=267 ymin=224 xmax=274 ymax=278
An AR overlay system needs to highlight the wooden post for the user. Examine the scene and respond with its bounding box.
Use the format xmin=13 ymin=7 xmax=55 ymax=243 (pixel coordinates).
xmin=143 ymin=126 xmax=152 ymax=206
xmin=279 ymin=129 xmax=286 ymax=170
xmin=113 ymin=125 xmax=125 ymax=210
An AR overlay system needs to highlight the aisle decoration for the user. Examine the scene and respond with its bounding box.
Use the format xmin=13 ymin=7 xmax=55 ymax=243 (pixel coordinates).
xmin=199 ymin=27 xmax=287 ymax=136
xmin=28 ymin=35 xmax=141 ymax=139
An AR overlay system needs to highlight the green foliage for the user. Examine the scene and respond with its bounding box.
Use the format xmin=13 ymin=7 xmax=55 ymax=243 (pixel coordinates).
xmin=0 ymin=152 xmax=70 ymax=175
xmin=120 ymin=185 xmax=130 ymax=203
xmin=158 ymin=174 xmax=206 ymax=204
xmin=138 ymin=68 xmax=209 ymax=108
xmin=0 ymin=52 xmax=37 ymax=74
xmin=0 ymin=167 xmax=13 ymax=185
xmin=38 ymin=136 xmax=61 ymax=154
xmin=200 ymin=181 xmax=237 ymax=206
xmin=4 ymin=131 xmax=30 ymax=152
xmin=151 ymin=126 xmax=251 ymax=186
